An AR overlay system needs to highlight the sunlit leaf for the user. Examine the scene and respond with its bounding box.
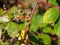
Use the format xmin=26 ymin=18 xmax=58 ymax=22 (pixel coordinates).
xmin=7 ymin=6 xmax=18 ymax=14
xmin=6 ymin=6 xmax=18 ymax=20
xmin=43 ymin=27 xmax=54 ymax=34
xmin=48 ymin=0 xmax=58 ymax=6
xmin=54 ymin=18 xmax=60 ymax=37
xmin=43 ymin=8 xmax=59 ymax=24
xmin=5 ymin=22 xmax=22 ymax=37
xmin=38 ymin=34 xmax=51 ymax=45
xmin=30 ymin=14 xmax=47 ymax=32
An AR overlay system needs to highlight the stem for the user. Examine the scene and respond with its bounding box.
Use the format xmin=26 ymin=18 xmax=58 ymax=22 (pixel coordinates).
xmin=27 ymin=0 xmax=39 ymax=31
xmin=0 ymin=28 xmax=2 ymax=39
xmin=24 ymin=0 xmax=39 ymax=44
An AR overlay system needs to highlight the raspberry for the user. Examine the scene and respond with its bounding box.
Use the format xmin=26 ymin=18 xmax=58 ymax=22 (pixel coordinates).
xmin=22 ymin=15 xmax=26 ymax=20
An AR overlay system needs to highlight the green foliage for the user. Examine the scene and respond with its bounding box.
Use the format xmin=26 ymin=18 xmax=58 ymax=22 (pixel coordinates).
xmin=30 ymin=14 xmax=47 ymax=32
xmin=0 ymin=0 xmax=60 ymax=45
xmin=0 ymin=42 xmax=2 ymax=45
xmin=6 ymin=6 xmax=19 ymax=20
xmin=54 ymin=18 xmax=60 ymax=37
xmin=24 ymin=0 xmax=29 ymax=2
xmin=57 ymin=39 xmax=60 ymax=44
xmin=30 ymin=14 xmax=39 ymax=32
xmin=0 ymin=41 xmax=9 ymax=45
xmin=29 ymin=33 xmax=51 ymax=45
xmin=4 ymin=41 xmax=9 ymax=45
xmin=13 ymin=41 xmax=19 ymax=45
xmin=43 ymin=8 xmax=59 ymax=24
xmin=29 ymin=32 xmax=39 ymax=45
xmin=48 ymin=0 xmax=58 ymax=6
xmin=5 ymin=22 xmax=23 ymax=37
xmin=43 ymin=27 xmax=54 ymax=34
xmin=0 ymin=8 xmax=4 ymax=16
xmin=30 ymin=2 xmax=35 ymax=9
xmin=7 ymin=6 xmax=18 ymax=14
xmin=38 ymin=34 xmax=51 ymax=45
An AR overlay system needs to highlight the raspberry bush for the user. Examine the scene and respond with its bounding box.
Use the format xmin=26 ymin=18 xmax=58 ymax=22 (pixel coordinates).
xmin=0 ymin=0 xmax=60 ymax=45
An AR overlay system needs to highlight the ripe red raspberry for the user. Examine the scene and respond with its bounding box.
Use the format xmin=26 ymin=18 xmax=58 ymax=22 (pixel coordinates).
xmin=22 ymin=15 xmax=26 ymax=20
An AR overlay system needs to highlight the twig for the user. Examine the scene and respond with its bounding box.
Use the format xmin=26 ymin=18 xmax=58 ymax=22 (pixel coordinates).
xmin=26 ymin=0 xmax=39 ymax=31
xmin=23 ymin=0 xmax=39 ymax=45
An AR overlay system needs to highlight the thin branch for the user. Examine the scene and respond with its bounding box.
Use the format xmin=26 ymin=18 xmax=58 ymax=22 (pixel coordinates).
xmin=26 ymin=0 xmax=39 ymax=31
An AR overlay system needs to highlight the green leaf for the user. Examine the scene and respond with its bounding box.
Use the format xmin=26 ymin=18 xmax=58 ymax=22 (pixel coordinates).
xmin=6 ymin=22 xmax=19 ymax=31
xmin=19 ymin=24 xmax=24 ymax=30
xmin=0 ymin=23 xmax=7 ymax=29
xmin=57 ymin=39 xmax=60 ymax=44
xmin=48 ymin=0 xmax=58 ymax=6
xmin=38 ymin=34 xmax=51 ymax=45
xmin=30 ymin=2 xmax=35 ymax=9
xmin=0 ymin=8 xmax=4 ymax=16
xmin=54 ymin=18 xmax=60 ymax=37
xmin=13 ymin=41 xmax=19 ymax=45
xmin=4 ymin=41 xmax=9 ymax=45
xmin=29 ymin=32 xmax=39 ymax=45
xmin=30 ymin=14 xmax=47 ymax=32
xmin=30 ymin=14 xmax=39 ymax=32
xmin=35 ymin=14 xmax=47 ymax=28
xmin=7 ymin=6 xmax=18 ymax=14
xmin=43 ymin=8 xmax=59 ymax=24
xmin=5 ymin=22 xmax=22 ymax=37
xmin=43 ymin=27 xmax=54 ymax=34
xmin=0 ymin=42 xmax=2 ymax=45
xmin=6 ymin=6 xmax=19 ymax=20
xmin=7 ymin=13 xmax=14 ymax=20
xmin=24 ymin=0 xmax=29 ymax=2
